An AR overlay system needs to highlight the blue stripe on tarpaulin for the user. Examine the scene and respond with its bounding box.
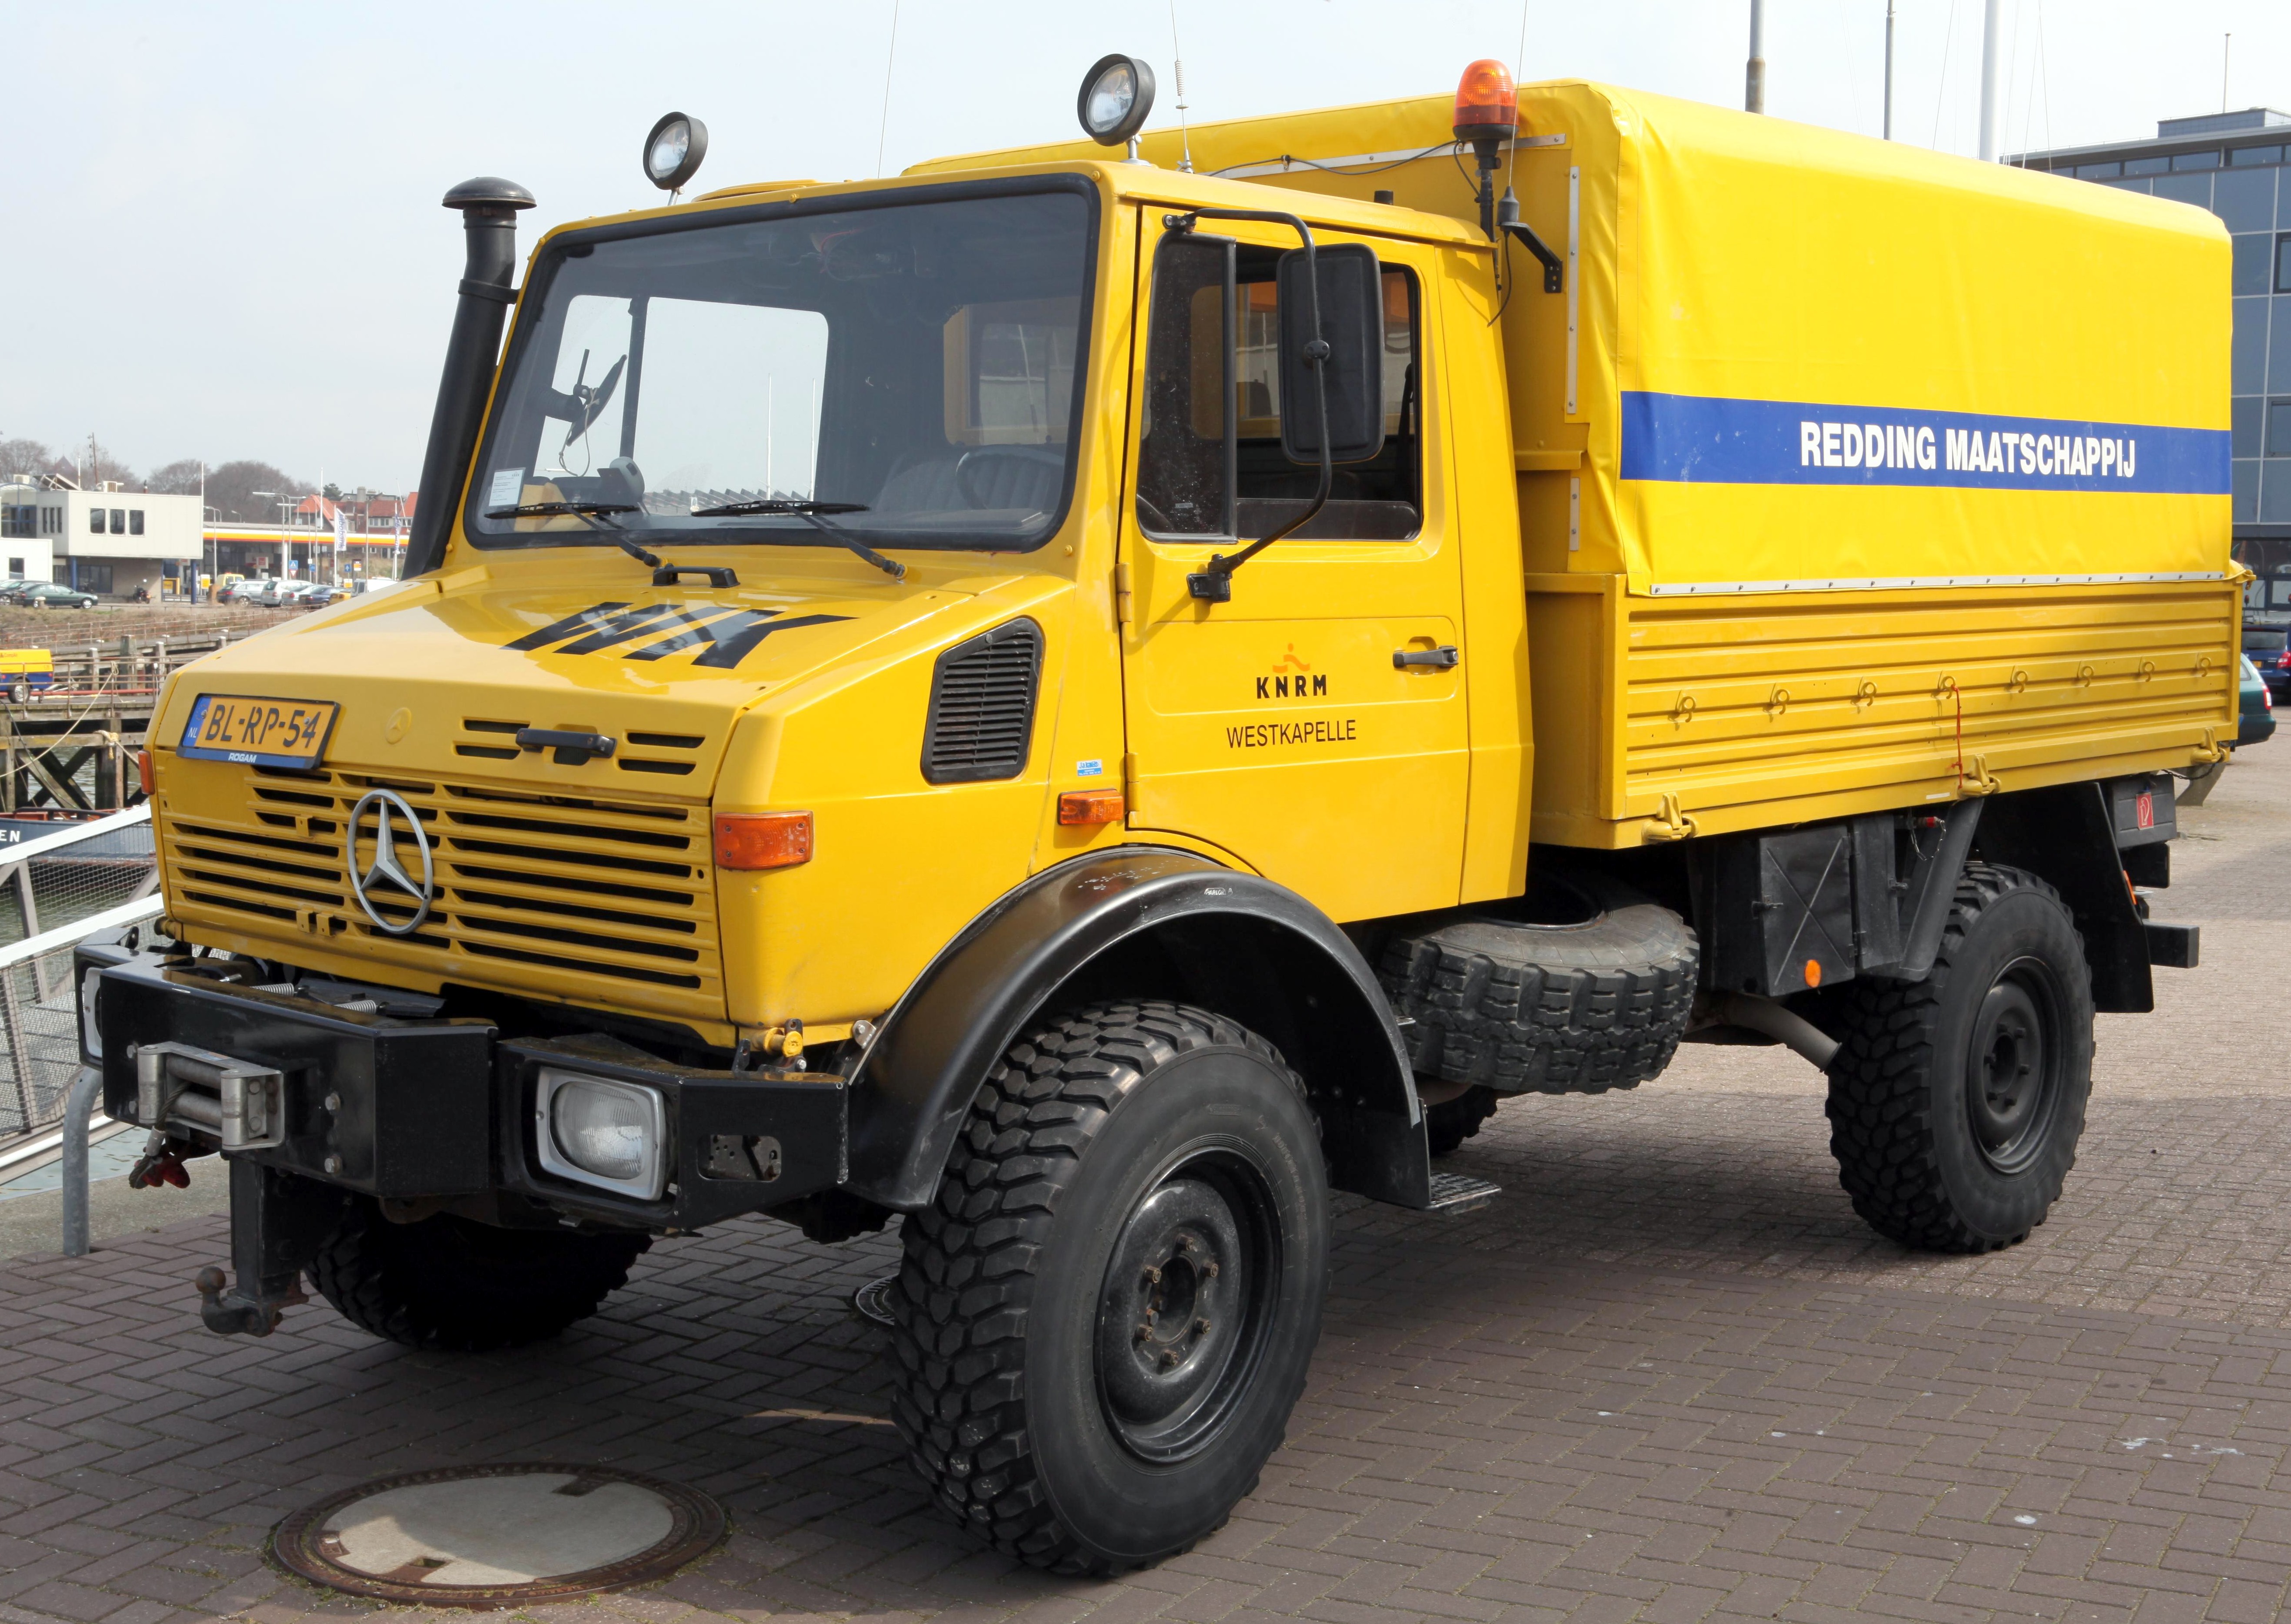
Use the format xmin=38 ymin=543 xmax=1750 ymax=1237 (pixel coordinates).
xmin=1619 ymin=391 xmax=2231 ymax=495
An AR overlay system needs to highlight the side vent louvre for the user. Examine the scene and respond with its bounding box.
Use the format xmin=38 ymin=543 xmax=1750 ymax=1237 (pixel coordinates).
xmin=921 ymin=618 xmax=1044 ymax=784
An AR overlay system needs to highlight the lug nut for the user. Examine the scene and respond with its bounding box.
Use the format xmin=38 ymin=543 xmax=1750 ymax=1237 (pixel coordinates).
xmin=1143 ymin=1265 xmax=1161 ymax=1285
xmin=1201 ymin=1261 xmax=1219 ymax=1279
xmin=1135 ymin=1323 xmax=1152 ymax=1342
xmin=1159 ymin=1349 xmax=1180 ymax=1368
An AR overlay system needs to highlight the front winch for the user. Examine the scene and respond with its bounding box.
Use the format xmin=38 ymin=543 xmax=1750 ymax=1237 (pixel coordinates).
xmin=134 ymin=1041 xmax=287 ymax=1151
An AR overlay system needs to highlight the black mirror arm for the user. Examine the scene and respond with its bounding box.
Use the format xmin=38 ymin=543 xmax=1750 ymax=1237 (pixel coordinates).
xmin=1494 ymin=189 xmax=1564 ymax=294
xmin=1163 ymin=210 xmax=1334 ymax=604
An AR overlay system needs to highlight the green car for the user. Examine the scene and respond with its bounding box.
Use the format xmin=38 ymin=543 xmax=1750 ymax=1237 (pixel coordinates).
xmin=17 ymin=582 xmax=98 ymax=610
xmin=2241 ymin=654 xmax=2276 ymax=749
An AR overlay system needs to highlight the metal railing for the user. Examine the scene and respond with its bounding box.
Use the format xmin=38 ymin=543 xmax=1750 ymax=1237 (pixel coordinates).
xmin=0 ymin=807 xmax=159 ymax=1142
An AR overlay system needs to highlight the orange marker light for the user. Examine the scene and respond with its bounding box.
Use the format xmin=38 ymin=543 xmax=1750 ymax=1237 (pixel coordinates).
xmin=1804 ymin=958 xmax=1823 ymax=989
xmin=1057 ymin=789 xmax=1126 ymax=826
xmin=1452 ymin=58 xmax=1519 ymax=143
xmin=138 ymin=749 xmax=155 ymax=796
xmin=714 ymin=811 xmax=813 ymax=870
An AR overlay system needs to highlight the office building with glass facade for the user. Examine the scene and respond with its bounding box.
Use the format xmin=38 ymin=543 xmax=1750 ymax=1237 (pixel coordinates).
xmin=2012 ymin=108 xmax=2291 ymax=615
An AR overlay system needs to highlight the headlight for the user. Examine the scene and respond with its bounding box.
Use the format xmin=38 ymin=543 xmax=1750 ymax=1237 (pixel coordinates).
xmin=535 ymin=1069 xmax=667 ymax=1200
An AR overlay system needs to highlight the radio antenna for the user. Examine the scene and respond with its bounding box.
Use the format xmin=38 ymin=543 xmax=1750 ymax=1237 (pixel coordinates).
xmin=1169 ymin=0 xmax=1194 ymax=172
xmin=875 ymin=0 xmax=901 ymax=178
xmin=1505 ymin=0 xmax=1530 ymax=191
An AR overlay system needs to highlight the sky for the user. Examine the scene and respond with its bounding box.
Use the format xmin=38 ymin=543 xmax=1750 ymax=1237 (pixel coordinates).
xmin=4 ymin=0 xmax=2287 ymax=493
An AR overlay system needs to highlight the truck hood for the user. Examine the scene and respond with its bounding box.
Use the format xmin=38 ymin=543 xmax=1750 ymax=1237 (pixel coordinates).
xmin=159 ymin=565 xmax=994 ymax=791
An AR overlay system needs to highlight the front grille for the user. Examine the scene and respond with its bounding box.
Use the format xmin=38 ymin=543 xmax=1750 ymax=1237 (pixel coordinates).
xmin=161 ymin=763 xmax=721 ymax=1019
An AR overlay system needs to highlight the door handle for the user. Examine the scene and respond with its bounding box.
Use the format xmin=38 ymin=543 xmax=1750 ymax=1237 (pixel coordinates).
xmin=1393 ymin=646 xmax=1460 ymax=670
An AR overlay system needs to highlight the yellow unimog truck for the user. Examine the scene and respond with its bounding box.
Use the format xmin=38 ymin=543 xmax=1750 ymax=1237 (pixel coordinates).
xmin=83 ymin=58 xmax=2229 ymax=1573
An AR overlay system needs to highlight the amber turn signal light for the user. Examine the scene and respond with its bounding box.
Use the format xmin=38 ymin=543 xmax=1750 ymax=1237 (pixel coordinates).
xmin=1057 ymin=789 xmax=1125 ymax=826
xmin=714 ymin=811 xmax=813 ymax=870
xmin=137 ymin=749 xmax=155 ymax=796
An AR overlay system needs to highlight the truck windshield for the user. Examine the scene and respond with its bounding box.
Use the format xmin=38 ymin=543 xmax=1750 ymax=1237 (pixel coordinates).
xmin=466 ymin=188 xmax=1093 ymax=555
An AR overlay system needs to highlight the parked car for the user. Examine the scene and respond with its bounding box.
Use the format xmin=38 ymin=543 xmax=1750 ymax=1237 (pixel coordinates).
xmin=18 ymin=583 xmax=97 ymax=610
xmin=2239 ymin=653 xmax=2275 ymax=749
xmin=2257 ymin=645 xmax=2291 ymax=709
xmin=0 ymin=579 xmax=44 ymax=605
xmin=218 ymin=577 xmax=269 ymax=604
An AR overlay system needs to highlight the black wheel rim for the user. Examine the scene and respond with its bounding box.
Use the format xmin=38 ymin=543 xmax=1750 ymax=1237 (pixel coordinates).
xmin=1093 ymin=1147 xmax=1280 ymax=1464
xmin=1964 ymin=955 xmax=2066 ymax=1175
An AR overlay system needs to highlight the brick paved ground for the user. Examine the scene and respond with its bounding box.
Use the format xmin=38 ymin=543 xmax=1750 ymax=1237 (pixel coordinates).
xmin=4 ymin=746 xmax=2289 ymax=1623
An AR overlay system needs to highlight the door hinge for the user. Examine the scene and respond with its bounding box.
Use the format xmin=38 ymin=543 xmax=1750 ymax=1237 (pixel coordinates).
xmin=1114 ymin=560 xmax=1133 ymax=626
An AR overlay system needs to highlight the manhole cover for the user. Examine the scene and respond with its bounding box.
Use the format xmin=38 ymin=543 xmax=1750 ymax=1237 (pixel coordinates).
xmin=851 ymin=1274 xmax=899 ymax=1327
xmin=271 ymin=1463 xmax=724 ymax=1608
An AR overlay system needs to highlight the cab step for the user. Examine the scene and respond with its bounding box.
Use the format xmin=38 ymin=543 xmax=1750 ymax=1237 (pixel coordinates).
xmin=1425 ymin=1171 xmax=1501 ymax=1216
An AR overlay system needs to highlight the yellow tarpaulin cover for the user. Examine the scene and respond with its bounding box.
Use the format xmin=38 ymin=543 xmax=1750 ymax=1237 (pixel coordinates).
xmin=932 ymin=80 xmax=2234 ymax=597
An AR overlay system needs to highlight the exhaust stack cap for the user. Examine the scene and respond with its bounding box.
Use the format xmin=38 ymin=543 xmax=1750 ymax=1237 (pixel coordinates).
xmin=441 ymin=176 xmax=536 ymax=216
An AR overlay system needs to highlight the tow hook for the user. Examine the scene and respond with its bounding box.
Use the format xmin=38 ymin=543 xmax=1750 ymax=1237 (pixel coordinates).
xmin=127 ymin=1131 xmax=194 ymax=1190
xmin=194 ymin=1265 xmax=307 ymax=1337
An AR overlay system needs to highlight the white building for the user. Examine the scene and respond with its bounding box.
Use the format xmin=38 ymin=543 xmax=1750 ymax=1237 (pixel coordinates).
xmin=1 ymin=481 xmax=202 ymax=597
xmin=0 ymin=484 xmax=60 ymax=586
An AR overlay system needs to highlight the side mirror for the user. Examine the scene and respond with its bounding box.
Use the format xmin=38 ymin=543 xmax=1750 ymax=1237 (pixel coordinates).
xmin=1276 ymin=243 xmax=1385 ymax=467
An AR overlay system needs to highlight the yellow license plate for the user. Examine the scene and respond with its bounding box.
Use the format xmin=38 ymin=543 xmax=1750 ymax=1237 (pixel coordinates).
xmin=178 ymin=694 xmax=341 ymax=769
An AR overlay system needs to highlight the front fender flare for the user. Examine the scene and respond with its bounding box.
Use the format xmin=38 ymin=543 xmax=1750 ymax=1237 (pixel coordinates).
xmin=844 ymin=846 xmax=1425 ymax=1212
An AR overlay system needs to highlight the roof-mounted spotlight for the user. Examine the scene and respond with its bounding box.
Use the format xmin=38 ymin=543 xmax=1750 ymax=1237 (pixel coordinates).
xmin=643 ymin=112 xmax=709 ymax=194
xmin=1078 ymin=54 xmax=1156 ymax=154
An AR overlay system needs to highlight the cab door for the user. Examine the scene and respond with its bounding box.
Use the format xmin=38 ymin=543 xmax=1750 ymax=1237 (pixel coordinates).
xmin=1119 ymin=219 xmax=1468 ymax=923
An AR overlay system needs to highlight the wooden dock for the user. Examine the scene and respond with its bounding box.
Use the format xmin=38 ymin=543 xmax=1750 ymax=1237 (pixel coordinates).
xmin=0 ymin=633 xmax=244 ymax=814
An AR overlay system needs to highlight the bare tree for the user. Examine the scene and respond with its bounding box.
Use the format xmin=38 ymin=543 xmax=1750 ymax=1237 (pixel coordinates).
xmin=0 ymin=438 xmax=55 ymax=483
xmin=146 ymin=459 xmax=207 ymax=496
xmin=204 ymin=461 xmax=311 ymax=523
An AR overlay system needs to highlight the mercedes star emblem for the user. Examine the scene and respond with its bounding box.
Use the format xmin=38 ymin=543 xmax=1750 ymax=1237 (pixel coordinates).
xmin=346 ymin=788 xmax=436 ymax=935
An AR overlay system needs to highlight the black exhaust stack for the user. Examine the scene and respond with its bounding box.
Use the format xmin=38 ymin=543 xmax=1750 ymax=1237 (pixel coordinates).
xmin=404 ymin=177 xmax=535 ymax=577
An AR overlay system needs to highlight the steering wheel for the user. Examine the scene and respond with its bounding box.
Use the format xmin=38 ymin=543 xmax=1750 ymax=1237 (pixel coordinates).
xmin=954 ymin=449 xmax=1001 ymax=510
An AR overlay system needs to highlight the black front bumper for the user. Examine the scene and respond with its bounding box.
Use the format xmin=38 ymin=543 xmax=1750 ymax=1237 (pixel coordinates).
xmin=87 ymin=951 xmax=848 ymax=1230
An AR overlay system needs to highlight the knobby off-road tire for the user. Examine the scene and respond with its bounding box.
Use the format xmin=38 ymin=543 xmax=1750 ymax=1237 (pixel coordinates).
xmin=888 ymin=1001 xmax=1329 ymax=1575
xmin=1424 ymin=1083 xmax=1501 ymax=1156
xmin=1380 ymin=876 xmax=1698 ymax=1095
xmin=306 ymin=1197 xmax=649 ymax=1351
xmin=1825 ymin=863 xmax=2095 ymax=1253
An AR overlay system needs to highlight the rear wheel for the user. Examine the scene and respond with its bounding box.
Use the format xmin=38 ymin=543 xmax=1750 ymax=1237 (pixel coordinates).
xmin=889 ymin=1001 xmax=1328 ymax=1574
xmin=306 ymin=1197 xmax=648 ymax=1351
xmin=1824 ymin=864 xmax=2093 ymax=1252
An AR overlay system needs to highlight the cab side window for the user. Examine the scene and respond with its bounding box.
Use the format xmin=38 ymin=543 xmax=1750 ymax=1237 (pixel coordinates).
xmin=1137 ymin=235 xmax=1421 ymax=542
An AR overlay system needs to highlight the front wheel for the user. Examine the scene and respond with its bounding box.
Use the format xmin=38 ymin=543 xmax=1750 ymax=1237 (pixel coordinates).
xmin=1824 ymin=863 xmax=2094 ymax=1252
xmin=889 ymin=1002 xmax=1329 ymax=1574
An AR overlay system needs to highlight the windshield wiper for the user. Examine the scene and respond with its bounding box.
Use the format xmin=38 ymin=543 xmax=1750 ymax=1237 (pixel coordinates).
xmin=688 ymin=500 xmax=904 ymax=582
xmin=690 ymin=499 xmax=868 ymax=518
xmin=486 ymin=502 xmax=662 ymax=572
